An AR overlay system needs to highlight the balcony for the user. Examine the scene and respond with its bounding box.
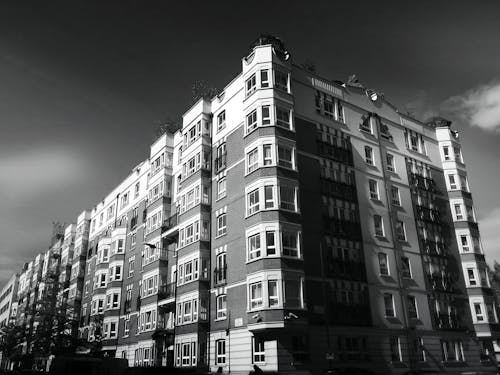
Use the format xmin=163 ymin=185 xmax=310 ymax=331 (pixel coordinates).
xmin=324 ymin=258 xmax=366 ymax=282
xmin=323 ymin=217 xmax=362 ymax=240
xmin=320 ymin=178 xmax=357 ymax=202
xmin=410 ymin=173 xmax=435 ymax=192
xmin=435 ymin=313 xmax=462 ymax=330
xmin=214 ymin=153 xmax=227 ymax=173
xmin=162 ymin=214 xmax=178 ymax=231
xmin=158 ymin=282 xmax=176 ymax=300
xmin=428 ymin=273 xmax=455 ymax=293
xmin=416 ymin=205 xmax=440 ymax=223
xmin=213 ymin=266 xmax=227 ymax=286
xmin=316 ymin=140 xmax=353 ymax=166
xmin=142 ymin=248 xmax=169 ymax=267
xmin=422 ymin=239 xmax=447 ymax=257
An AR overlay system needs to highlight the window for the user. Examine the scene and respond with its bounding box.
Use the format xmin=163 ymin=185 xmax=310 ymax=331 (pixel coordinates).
xmin=460 ymin=175 xmax=469 ymax=191
xmin=391 ymin=186 xmax=400 ymax=206
xmin=467 ymin=268 xmax=477 ymax=286
xmin=284 ymin=277 xmax=303 ymax=308
xmin=368 ymin=179 xmax=379 ymax=200
xmin=247 ymin=189 xmax=260 ymax=215
xmin=128 ymin=256 xmax=135 ymax=278
xmin=266 ymin=231 xmax=276 ymax=255
xmin=365 ymin=146 xmax=374 ymax=165
xmin=454 ymin=146 xmax=462 ymax=162
xmin=250 ymin=282 xmax=263 ymax=309
xmin=246 ymin=74 xmax=256 ymax=96
xmin=282 ymin=231 xmax=299 ymax=257
xmin=264 ymin=186 xmax=275 ymax=209
xmin=217 ymin=110 xmax=226 ymax=131
xmin=134 ymin=182 xmax=140 ymax=198
xmin=246 ymin=109 xmax=258 ymax=132
xmin=408 ymin=295 xmax=418 ymax=319
xmin=262 ymin=106 xmax=271 ymax=125
xmin=443 ymin=146 xmax=450 ymax=160
xmin=216 ymin=339 xmax=226 ymax=365
xmin=380 ymin=123 xmax=392 ymax=140
xmin=386 ymin=153 xmax=395 ymax=172
xmin=216 ymin=295 xmax=227 ymax=319
xmin=454 ymin=204 xmax=463 ymax=220
xmin=274 ymin=70 xmax=288 ymax=92
xmin=276 ymin=107 xmax=291 ymax=129
xmin=117 ymin=239 xmax=124 ymax=253
xmin=247 ymin=148 xmax=259 ymax=173
xmin=378 ymin=253 xmax=389 ymax=276
xmin=414 ymin=337 xmax=425 ymax=362
xmin=474 ymin=303 xmax=484 ymax=321
xmin=291 ymin=336 xmax=309 ymax=362
xmin=401 ymin=257 xmax=411 ymax=278
xmin=395 ymin=221 xmax=406 ymax=241
xmin=216 ymin=213 xmax=227 ymax=237
xmin=448 ymin=174 xmax=457 ymax=190
xmin=441 ymin=340 xmax=465 ymax=362
xmin=253 ymin=337 xmax=265 ymax=363
xmin=260 ymin=70 xmax=270 ymax=88
xmin=217 ymin=178 xmax=226 ymax=199
xmin=460 ymin=235 xmax=469 ymax=252
xmin=359 ymin=116 xmax=372 ymax=133
xmin=384 ymin=293 xmax=395 ymax=317
xmin=268 ymin=280 xmax=279 ymax=307
xmin=263 ymin=144 xmax=273 ymax=165
xmin=278 ymin=145 xmax=294 ymax=169
xmin=248 ymin=234 xmax=261 ymax=260
xmin=280 ymin=185 xmax=296 ymax=211
xmin=390 ymin=336 xmax=402 ymax=362
xmin=374 ymin=215 xmax=384 ymax=237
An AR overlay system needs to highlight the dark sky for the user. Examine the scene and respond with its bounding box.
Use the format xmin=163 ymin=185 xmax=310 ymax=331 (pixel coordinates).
xmin=1 ymin=0 xmax=500 ymax=287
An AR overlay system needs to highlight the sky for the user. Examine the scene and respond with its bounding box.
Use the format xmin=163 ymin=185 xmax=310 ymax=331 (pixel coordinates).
xmin=1 ymin=0 xmax=500 ymax=287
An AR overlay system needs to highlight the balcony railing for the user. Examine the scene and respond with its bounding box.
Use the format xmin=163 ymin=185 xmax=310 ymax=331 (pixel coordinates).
xmin=213 ymin=266 xmax=227 ymax=286
xmin=159 ymin=282 xmax=176 ymax=300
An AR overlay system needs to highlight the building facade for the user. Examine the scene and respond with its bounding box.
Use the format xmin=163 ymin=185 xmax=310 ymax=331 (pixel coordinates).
xmin=1 ymin=36 xmax=499 ymax=375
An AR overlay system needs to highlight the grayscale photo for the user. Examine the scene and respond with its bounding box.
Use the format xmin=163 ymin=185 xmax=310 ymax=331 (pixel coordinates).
xmin=1 ymin=1 xmax=499 ymax=374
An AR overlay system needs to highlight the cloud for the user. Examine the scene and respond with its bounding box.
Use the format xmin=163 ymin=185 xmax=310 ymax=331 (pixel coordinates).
xmin=442 ymin=80 xmax=500 ymax=132
xmin=477 ymin=206 xmax=500 ymax=265
xmin=0 ymin=146 xmax=88 ymax=201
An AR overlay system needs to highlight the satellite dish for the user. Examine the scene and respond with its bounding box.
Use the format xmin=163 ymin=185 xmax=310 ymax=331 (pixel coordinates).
xmin=366 ymin=89 xmax=378 ymax=102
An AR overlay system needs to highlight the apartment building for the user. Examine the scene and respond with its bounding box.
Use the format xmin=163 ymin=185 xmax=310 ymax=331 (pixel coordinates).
xmin=0 ymin=274 xmax=19 ymax=369
xmin=160 ymin=36 xmax=497 ymax=374
xmin=0 ymin=274 xmax=19 ymax=328
xmin=2 ymin=35 xmax=499 ymax=375
xmin=436 ymin=121 xmax=500 ymax=358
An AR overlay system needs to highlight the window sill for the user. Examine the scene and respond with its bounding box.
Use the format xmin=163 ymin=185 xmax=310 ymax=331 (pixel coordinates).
xmin=214 ymin=317 xmax=227 ymax=322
